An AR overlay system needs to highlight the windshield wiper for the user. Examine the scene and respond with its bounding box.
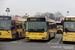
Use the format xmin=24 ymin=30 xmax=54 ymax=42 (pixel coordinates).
xmin=0 ymin=29 xmax=9 ymax=31
xmin=37 ymin=28 xmax=45 ymax=32
xmin=0 ymin=29 xmax=5 ymax=30
xmin=28 ymin=28 xmax=45 ymax=32
xmin=28 ymin=29 xmax=35 ymax=32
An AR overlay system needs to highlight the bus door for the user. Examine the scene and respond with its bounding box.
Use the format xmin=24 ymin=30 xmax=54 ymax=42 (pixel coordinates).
xmin=16 ymin=22 xmax=20 ymax=38
xmin=22 ymin=22 xmax=25 ymax=37
xmin=11 ymin=21 xmax=16 ymax=39
xmin=48 ymin=23 xmax=54 ymax=37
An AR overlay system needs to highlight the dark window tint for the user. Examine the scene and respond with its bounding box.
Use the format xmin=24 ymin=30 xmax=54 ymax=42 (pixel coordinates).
xmin=11 ymin=21 xmax=15 ymax=30
xmin=16 ymin=23 xmax=19 ymax=28
xmin=20 ymin=23 xmax=22 ymax=28
xmin=53 ymin=24 xmax=56 ymax=29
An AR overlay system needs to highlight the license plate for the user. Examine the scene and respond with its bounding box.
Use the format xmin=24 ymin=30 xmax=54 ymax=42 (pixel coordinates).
xmin=34 ymin=38 xmax=37 ymax=39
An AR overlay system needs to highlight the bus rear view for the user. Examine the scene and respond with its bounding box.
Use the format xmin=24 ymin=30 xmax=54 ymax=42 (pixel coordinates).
xmin=56 ymin=21 xmax=63 ymax=34
xmin=62 ymin=16 xmax=75 ymax=42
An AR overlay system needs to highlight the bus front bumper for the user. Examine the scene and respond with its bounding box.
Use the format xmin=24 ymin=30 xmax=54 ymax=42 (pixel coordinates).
xmin=62 ymin=36 xmax=75 ymax=42
xmin=0 ymin=36 xmax=12 ymax=39
xmin=25 ymin=35 xmax=48 ymax=40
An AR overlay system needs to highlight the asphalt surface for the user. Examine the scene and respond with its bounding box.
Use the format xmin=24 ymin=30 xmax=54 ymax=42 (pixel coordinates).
xmin=0 ymin=34 xmax=75 ymax=50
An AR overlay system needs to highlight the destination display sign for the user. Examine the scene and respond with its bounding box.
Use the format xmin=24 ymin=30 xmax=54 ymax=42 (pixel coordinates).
xmin=0 ymin=16 xmax=11 ymax=20
xmin=27 ymin=18 xmax=45 ymax=21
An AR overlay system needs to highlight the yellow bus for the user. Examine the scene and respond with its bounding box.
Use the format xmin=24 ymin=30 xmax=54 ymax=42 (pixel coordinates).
xmin=25 ymin=17 xmax=56 ymax=40
xmin=62 ymin=16 xmax=75 ymax=42
xmin=0 ymin=16 xmax=26 ymax=39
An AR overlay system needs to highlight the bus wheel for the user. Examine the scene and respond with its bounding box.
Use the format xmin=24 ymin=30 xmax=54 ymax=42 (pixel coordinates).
xmin=53 ymin=33 xmax=55 ymax=38
xmin=16 ymin=33 xmax=19 ymax=40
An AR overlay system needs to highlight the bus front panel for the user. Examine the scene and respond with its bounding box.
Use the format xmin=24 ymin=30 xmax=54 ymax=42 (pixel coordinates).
xmin=25 ymin=22 xmax=48 ymax=40
xmin=63 ymin=21 xmax=75 ymax=42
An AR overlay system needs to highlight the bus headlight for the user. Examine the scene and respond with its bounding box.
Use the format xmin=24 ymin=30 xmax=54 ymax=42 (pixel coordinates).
xmin=25 ymin=35 xmax=29 ymax=37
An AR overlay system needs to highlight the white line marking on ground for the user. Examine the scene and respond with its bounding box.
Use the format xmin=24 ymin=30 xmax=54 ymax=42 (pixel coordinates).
xmin=47 ymin=38 xmax=62 ymax=44
xmin=10 ymin=41 xmax=18 ymax=43
xmin=47 ymin=43 xmax=58 ymax=44
xmin=47 ymin=42 xmax=50 ymax=44
xmin=18 ymin=42 xmax=22 ymax=43
xmin=56 ymin=38 xmax=62 ymax=44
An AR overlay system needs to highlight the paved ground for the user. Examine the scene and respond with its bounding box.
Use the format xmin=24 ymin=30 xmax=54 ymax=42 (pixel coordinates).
xmin=0 ymin=34 xmax=75 ymax=50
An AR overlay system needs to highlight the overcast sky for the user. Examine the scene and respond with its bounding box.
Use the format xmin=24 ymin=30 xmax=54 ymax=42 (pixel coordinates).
xmin=0 ymin=0 xmax=75 ymax=16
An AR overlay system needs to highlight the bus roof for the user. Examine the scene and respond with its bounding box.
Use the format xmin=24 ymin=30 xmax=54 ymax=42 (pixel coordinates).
xmin=13 ymin=17 xmax=26 ymax=21
xmin=56 ymin=20 xmax=61 ymax=24
xmin=56 ymin=22 xmax=61 ymax=23
xmin=65 ymin=16 xmax=75 ymax=17
xmin=26 ymin=17 xmax=55 ymax=23
xmin=0 ymin=16 xmax=11 ymax=17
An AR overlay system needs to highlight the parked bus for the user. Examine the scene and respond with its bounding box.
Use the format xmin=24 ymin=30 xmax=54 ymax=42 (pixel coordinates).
xmin=25 ymin=17 xmax=56 ymax=40
xmin=62 ymin=16 xmax=75 ymax=42
xmin=0 ymin=16 xmax=26 ymax=39
xmin=56 ymin=21 xmax=63 ymax=34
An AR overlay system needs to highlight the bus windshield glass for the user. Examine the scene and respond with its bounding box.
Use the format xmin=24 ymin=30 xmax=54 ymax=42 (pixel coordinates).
xmin=26 ymin=22 xmax=47 ymax=32
xmin=64 ymin=22 xmax=75 ymax=32
xmin=57 ymin=25 xmax=63 ymax=28
xmin=0 ymin=20 xmax=11 ymax=30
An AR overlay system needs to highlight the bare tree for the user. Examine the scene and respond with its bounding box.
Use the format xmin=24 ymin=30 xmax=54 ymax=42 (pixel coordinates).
xmin=54 ymin=11 xmax=63 ymax=21
xmin=34 ymin=12 xmax=42 ymax=17
xmin=34 ymin=11 xmax=63 ymax=21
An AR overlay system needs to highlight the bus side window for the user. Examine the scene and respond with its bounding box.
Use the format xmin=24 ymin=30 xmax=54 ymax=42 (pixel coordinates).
xmin=20 ymin=23 xmax=22 ymax=28
xmin=53 ymin=24 xmax=56 ymax=29
xmin=48 ymin=25 xmax=53 ymax=29
xmin=51 ymin=25 xmax=53 ymax=29
xmin=16 ymin=23 xmax=19 ymax=29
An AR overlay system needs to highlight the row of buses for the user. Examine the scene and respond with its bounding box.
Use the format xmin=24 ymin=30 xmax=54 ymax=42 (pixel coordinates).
xmin=0 ymin=16 xmax=75 ymax=43
xmin=0 ymin=16 xmax=56 ymax=40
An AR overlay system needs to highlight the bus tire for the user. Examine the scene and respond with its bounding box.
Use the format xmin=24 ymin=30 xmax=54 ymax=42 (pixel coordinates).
xmin=53 ymin=33 xmax=55 ymax=38
xmin=16 ymin=32 xmax=19 ymax=40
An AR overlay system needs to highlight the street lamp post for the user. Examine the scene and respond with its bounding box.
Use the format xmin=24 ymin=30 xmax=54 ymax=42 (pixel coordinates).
xmin=67 ymin=11 xmax=69 ymax=16
xmin=6 ymin=8 xmax=10 ymax=16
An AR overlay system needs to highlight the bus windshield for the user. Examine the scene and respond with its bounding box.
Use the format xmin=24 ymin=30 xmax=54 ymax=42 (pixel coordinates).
xmin=64 ymin=22 xmax=75 ymax=32
xmin=57 ymin=25 xmax=63 ymax=28
xmin=0 ymin=20 xmax=11 ymax=30
xmin=26 ymin=22 xmax=47 ymax=32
